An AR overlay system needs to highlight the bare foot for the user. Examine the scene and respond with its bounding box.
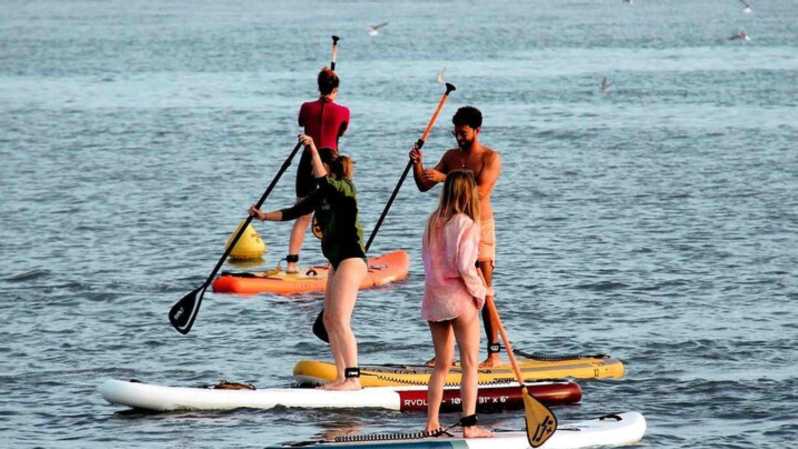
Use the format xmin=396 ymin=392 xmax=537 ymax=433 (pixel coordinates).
xmin=425 ymin=356 xmax=456 ymax=368
xmin=322 ymin=378 xmax=361 ymax=391
xmin=321 ymin=426 xmax=361 ymax=442
xmin=479 ymin=354 xmax=501 ymax=369
xmin=463 ymin=425 xmax=493 ymax=438
xmin=286 ymin=262 xmax=299 ymax=274
xmin=424 ymin=420 xmax=441 ymax=435
xmin=316 ymin=379 xmax=342 ymax=389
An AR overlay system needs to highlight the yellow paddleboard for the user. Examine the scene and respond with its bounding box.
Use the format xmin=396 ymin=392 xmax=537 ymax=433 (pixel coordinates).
xmin=293 ymin=353 xmax=624 ymax=387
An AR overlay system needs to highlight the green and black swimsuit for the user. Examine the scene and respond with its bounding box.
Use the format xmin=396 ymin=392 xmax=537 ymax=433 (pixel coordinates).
xmin=279 ymin=176 xmax=366 ymax=270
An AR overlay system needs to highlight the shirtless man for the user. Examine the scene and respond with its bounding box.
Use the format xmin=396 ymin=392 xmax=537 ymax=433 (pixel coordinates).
xmin=409 ymin=106 xmax=503 ymax=368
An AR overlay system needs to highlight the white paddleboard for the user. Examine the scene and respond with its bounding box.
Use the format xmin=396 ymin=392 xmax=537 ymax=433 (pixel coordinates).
xmin=98 ymin=378 xmax=578 ymax=412
xmin=277 ymin=412 xmax=646 ymax=449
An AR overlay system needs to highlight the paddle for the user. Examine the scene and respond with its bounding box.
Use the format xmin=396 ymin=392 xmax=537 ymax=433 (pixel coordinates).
xmin=312 ymin=82 xmax=457 ymax=342
xmin=487 ymin=305 xmax=558 ymax=447
xmin=330 ymin=35 xmax=340 ymax=71
xmin=364 ymin=82 xmax=457 ymax=251
xmin=168 ymin=141 xmax=304 ymax=335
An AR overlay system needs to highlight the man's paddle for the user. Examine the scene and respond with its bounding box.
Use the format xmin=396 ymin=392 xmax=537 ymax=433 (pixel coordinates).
xmin=364 ymin=82 xmax=456 ymax=251
xmin=330 ymin=35 xmax=340 ymax=71
xmin=312 ymin=82 xmax=457 ymax=342
xmin=487 ymin=305 xmax=558 ymax=447
xmin=169 ymin=141 xmax=304 ymax=335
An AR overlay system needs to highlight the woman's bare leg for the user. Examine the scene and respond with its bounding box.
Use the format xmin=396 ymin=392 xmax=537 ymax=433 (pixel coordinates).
xmin=287 ymin=213 xmax=312 ymax=273
xmin=453 ymin=306 xmax=493 ymax=438
xmin=322 ymin=257 xmax=367 ymax=391
xmin=425 ymin=320 xmax=454 ymax=434
xmin=319 ymin=266 xmax=344 ymax=388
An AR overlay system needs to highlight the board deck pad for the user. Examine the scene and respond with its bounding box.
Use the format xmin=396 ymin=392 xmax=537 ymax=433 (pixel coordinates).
xmin=294 ymin=353 xmax=624 ymax=387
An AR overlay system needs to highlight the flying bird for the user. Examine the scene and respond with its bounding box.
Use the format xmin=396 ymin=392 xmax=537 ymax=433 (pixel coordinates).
xmin=739 ymin=0 xmax=752 ymax=13
xmin=436 ymin=66 xmax=447 ymax=84
xmin=368 ymin=22 xmax=388 ymax=36
xmin=600 ymin=77 xmax=613 ymax=95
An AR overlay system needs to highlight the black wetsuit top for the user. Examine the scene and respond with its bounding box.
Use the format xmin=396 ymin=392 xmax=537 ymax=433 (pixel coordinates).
xmin=279 ymin=176 xmax=365 ymax=269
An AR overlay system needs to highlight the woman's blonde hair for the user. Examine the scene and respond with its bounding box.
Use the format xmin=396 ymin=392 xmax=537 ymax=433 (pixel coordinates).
xmin=426 ymin=170 xmax=480 ymax=243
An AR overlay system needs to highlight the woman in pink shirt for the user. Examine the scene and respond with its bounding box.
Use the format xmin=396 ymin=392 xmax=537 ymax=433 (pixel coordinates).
xmin=421 ymin=170 xmax=492 ymax=438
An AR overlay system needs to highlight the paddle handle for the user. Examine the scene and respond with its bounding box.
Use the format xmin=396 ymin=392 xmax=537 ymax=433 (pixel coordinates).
xmin=331 ymin=35 xmax=340 ymax=70
xmin=364 ymin=83 xmax=456 ymax=252
xmin=202 ymin=141 xmax=303 ymax=286
xmin=418 ymin=83 xmax=456 ymax=146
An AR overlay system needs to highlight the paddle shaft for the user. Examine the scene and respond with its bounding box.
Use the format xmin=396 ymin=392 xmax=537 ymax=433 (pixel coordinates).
xmin=491 ymin=310 xmax=526 ymax=390
xmin=330 ymin=35 xmax=340 ymax=70
xmin=311 ymin=40 xmax=344 ymax=341
xmin=364 ymin=82 xmax=456 ymax=251
xmin=203 ymin=141 xmax=303 ymax=287
xmin=169 ymin=141 xmax=303 ymax=334
xmin=488 ymin=303 xmax=557 ymax=447
xmin=364 ymin=161 xmax=410 ymax=252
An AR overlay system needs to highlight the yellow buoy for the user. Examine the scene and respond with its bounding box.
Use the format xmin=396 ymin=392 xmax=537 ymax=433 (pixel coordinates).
xmin=225 ymin=220 xmax=267 ymax=260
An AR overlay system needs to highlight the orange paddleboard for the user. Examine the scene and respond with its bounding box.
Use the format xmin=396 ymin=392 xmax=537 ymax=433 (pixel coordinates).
xmin=212 ymin=250 xmax=409 ymax=295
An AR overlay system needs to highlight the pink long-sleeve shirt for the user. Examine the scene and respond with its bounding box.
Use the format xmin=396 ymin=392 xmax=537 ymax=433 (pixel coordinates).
xmin=421 ymin=213 xmax=487 ymax=322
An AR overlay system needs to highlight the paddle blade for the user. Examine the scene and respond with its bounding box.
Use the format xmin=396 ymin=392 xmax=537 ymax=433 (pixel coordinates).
xmin=169 ymin=285 xmax=205 ymax=335
xmin=523 ymin=387 xmax=558 ymax=447
xmin=312 ymin=309 xmax=329 ymax=343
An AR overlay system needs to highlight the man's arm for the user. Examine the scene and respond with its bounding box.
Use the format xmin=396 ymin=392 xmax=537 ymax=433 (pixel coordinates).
xmin=410 ymin=147 xmax=447 ymax=192
xmin=477 ymin=151 xmax=501 ymax=199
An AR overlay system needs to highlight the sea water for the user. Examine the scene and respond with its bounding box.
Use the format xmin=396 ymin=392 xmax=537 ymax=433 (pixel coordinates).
xmin=1 ymin=0 xmax=796 ymax=447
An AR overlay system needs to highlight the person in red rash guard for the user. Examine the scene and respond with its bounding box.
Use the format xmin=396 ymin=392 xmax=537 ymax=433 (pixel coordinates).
xmin=287 ymin=67 xmax=350 ymax=273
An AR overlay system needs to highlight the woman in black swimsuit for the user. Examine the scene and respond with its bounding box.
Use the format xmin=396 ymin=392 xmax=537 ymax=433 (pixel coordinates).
xmin=250 ymin=134 xmax=367 ymax=390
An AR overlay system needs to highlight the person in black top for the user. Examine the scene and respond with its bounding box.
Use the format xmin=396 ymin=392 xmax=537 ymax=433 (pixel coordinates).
xmin=249 ymin=134 xmax=367 ymax=390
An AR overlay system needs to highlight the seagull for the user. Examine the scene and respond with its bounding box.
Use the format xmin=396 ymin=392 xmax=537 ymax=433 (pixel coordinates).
xmin=729 ymin=31 xmax=750 ymax=41
xmin=600 ymin=77 xmax=613 ymax=95
xmin=623 ymin=0 xmax=633 ymax=4
xmin=739 ymin=0 xmax=752 ymax=13
xmin=436 ymin=66 xmax=447 ymax=84
xmin=368 ymin=22 xmax=388 ymax=36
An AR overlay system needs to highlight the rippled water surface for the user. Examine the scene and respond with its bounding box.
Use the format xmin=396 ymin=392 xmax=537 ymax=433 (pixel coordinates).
xmin=2 ymin=1 xmax=797 ymax=448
